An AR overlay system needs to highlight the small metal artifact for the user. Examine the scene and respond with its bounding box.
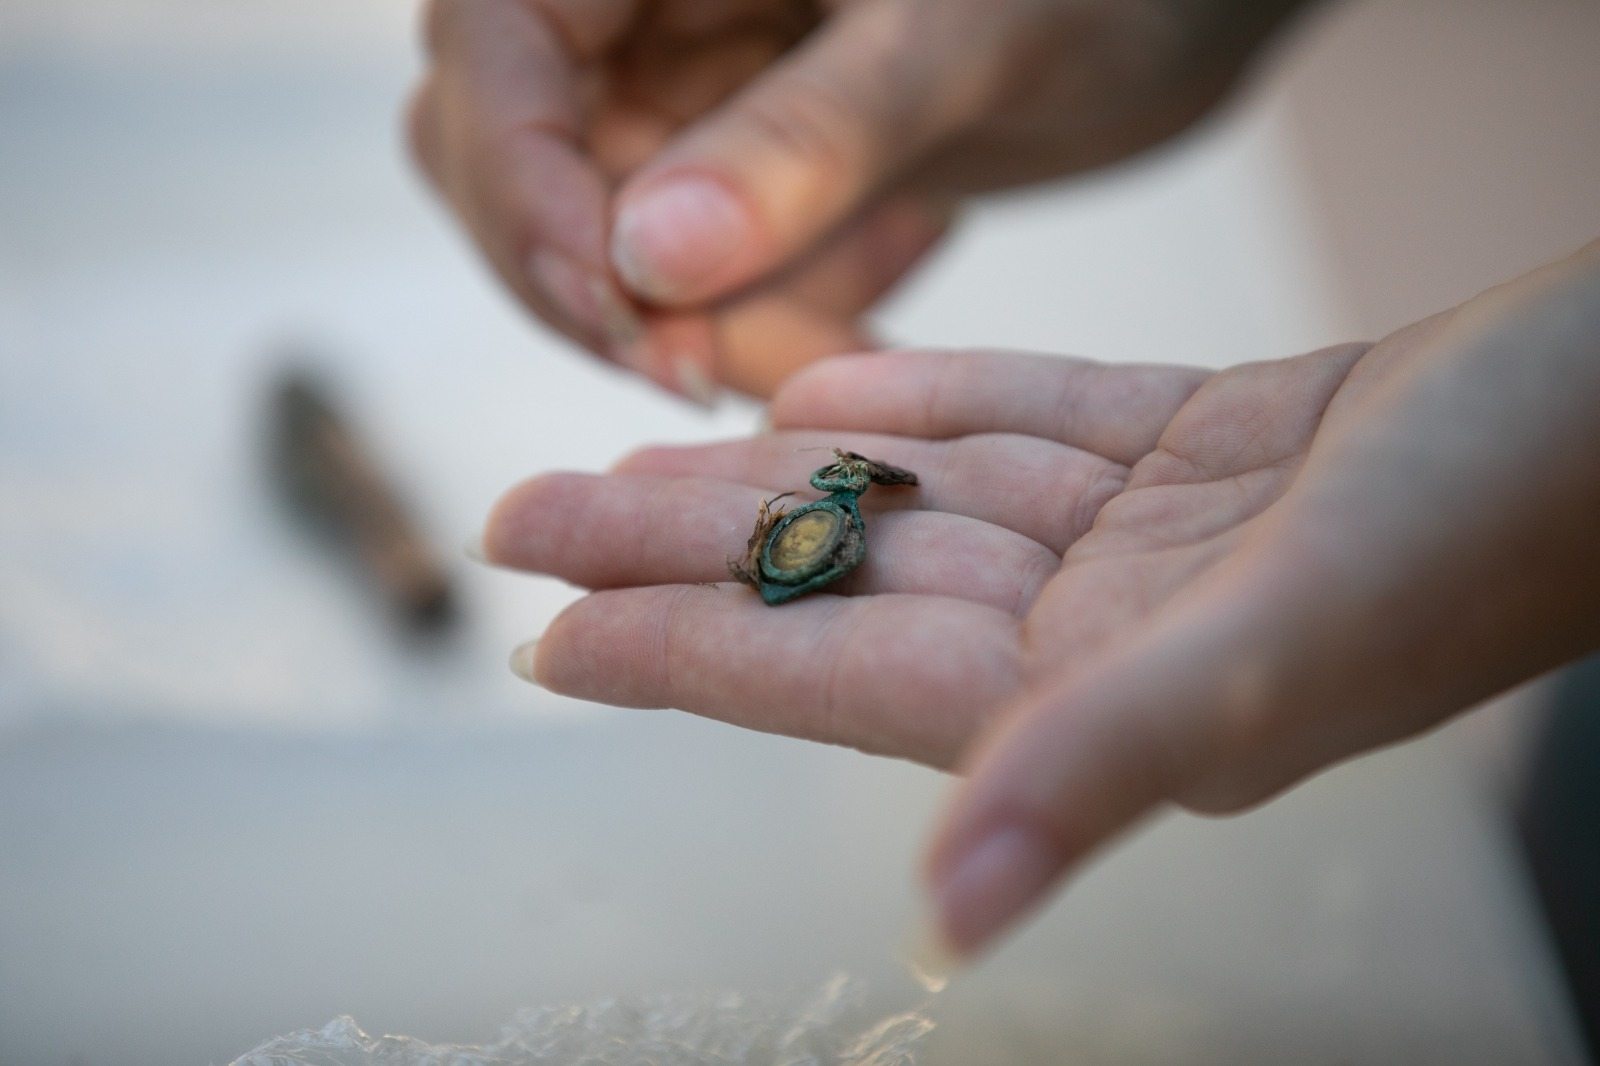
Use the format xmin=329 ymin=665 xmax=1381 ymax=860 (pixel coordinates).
xmin=730 ymin=449 xmax=918 ymax=605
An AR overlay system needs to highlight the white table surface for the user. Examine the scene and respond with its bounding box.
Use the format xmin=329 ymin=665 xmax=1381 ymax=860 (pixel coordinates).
xmin=0 ymin=3 xmax=1584 ymax=1063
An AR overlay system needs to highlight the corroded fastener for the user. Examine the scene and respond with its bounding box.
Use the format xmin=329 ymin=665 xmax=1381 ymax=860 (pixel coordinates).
xmin=730 ymin=449 xmax=919 ymax=605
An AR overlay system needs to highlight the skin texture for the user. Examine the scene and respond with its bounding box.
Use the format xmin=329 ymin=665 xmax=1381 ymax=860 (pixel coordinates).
xmin=487 ymin=240 xmax=1600 ymax=962
xmin=409 ymin=0 xmax=1309 ymax=400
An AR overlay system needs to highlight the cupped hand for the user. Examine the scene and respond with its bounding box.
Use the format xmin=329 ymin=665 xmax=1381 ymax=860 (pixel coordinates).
xmin=484 ymin=243 xmax=1600 ymax=965
xmin=410 ymin=0 xmax=1309 ymax=401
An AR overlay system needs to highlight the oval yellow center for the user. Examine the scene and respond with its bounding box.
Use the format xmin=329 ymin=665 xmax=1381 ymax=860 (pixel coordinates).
xmin=769 ymin=509 xmax=841 ymax=571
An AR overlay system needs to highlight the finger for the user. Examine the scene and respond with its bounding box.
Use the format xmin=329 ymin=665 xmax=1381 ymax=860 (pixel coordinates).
xmin=414 ymin=71 xmax=602 ymax=352
xmin=608 ymin=0 xmax=1016 ymax=306
xmin=711 ymin=298 xmax=876 ymax=400
xmin=528 ymin=585 xmax=1023 ymax=768
xmin=644 ymin=192 xmax=951 ymax=401
xmin=921 ymin=569 xmax=1286 ymax=963
xmin=773 ymin=195 xmax=956 ymax=319
xmin=592 ymin=27 xmax=787 ymax=168
xmin=627 ymin=296 xmax=876 ymax=408
xmin=420 ymin=0 xmax=648 ymax=366
xmin=615 ymin=280 xmax=875 ymax=406
xmin=615 ymin=432 xmax=1126 ymax=554
xmin=771 ymin=350 xmax=1212 ymax=467
xmin=920 ymin=660 xmax=1187 ymax=962
xmin=1130 ymin=343 xmax=1371 ymax=489
xmin=485 ymin=473 xmax=1059 ymax=613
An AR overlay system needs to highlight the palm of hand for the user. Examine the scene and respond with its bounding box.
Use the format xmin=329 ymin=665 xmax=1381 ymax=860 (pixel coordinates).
xmin=487 ymin=340 xmax=1374 ymax=794
xmin=484 ymin=241 xmax=1600 ymax=960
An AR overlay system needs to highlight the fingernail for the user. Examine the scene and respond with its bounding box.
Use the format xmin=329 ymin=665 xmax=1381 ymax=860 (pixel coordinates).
xmin=508 ymin=639 xmax=540 ymax=685
xmin=612 ymin=175 xmax=748 ymax=302
xmin=590 ymin=276 xmax=645 ymax=352
xmin=527 ymin=249 xmax=601 ymax=331
xmin=929 ymin=823 xmax=1061 ymax=962
xmin=901 ymin=906 xmax=961 ymax=993
xmin=527 ymin=250 xmax=646 ymax=356
xmin=672 ymin=358 xmax=720 ymax=409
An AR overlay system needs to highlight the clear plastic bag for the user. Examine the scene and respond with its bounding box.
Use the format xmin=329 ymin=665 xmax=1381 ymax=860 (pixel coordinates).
xmin=229 ymin=974 xmax=932 ymax=1065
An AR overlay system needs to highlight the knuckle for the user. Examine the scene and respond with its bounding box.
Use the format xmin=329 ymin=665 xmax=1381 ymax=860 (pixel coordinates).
xmin=1174 ymin=660 xmax=1287 ymax=813
xmin=1126 ymin=701 xmax=1204 ymax=808
xmin=1174 ymin=772 xmax=1271 ymax=817
xmin=1175 ymin=747 xmax=1306 ymax=818
xmin=740 ymin=72 xmax=867 ymax=180
xmin=655 ymin=584 xmax=698 ymax=703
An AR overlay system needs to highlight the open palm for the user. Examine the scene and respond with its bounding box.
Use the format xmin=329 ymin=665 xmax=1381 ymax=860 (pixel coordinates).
xmin=487 ymin=340 xmax=1372 ymax=772
xmin=487 ymin=244 xmax=1600 ymax=964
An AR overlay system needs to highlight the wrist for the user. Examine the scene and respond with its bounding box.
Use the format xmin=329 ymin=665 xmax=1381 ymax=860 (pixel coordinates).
xmin=1279 ymin=241 xmax=1600 ymax=723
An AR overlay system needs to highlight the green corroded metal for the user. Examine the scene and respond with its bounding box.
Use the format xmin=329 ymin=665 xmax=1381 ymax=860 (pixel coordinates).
xmin=757 ymin=495 xmax=864 ymax=605
xmin=736 ymin=451 xmax=918 ymax=606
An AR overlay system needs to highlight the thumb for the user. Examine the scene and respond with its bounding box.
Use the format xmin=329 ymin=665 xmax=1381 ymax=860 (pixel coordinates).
xmin=920 ymin=581 xmax=1293 ymax=968
xmin=609 ymin=0 xmax=1014 ymax=306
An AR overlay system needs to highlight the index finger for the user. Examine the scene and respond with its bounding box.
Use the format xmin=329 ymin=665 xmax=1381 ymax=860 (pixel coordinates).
xmin=771 ymin=350 xmax=1211 ymax=467
xmin=417 ymin=0 xmax=642 ymax=354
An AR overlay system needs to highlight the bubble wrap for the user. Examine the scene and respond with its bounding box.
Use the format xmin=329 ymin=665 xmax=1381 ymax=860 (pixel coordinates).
xmin=228 ymin=974 xmax=932 ymax=1066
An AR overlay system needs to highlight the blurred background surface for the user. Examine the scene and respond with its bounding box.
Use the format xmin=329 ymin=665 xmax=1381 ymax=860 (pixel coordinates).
xmin=1 ymin=1 xmax=1597 ymax=1063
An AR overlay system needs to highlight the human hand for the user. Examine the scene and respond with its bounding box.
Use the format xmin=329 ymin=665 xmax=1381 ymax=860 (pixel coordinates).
xmin=484 ymin=242 xmax=1600 ymax=967
xmin=410 ymin=0 xmax=1310 ymax=401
